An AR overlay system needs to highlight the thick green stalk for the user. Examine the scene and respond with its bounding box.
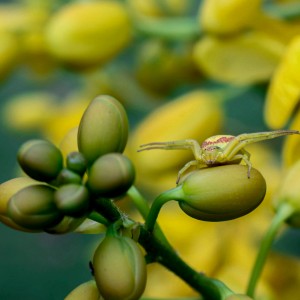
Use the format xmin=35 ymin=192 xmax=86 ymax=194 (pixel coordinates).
xmin=139 ymin=227 xmax=233 ymax=300
xmin=246 ymin=202 xmax=294 ymax=297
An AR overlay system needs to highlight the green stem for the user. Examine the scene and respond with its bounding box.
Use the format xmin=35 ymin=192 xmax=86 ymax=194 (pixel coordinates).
xmin=145 ymin=187 xmax=181 ymax=232
xmin=127 ymin=186 xmax=150 ymax=220
xmin=88 ymin=211 xmax=110 ymax=226
xmin=127 ymin=185 xmax=174 ymax=250
xmin=264 ymin=2 xmax=300 ymax=20
xmin=246 ymin=203 xmax=294 ymax=297
xmin=139 ymin=227 xmax=233 ymax=300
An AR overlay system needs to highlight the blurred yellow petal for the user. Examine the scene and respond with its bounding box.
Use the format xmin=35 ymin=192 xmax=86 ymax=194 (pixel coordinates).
xmin=59 ymin=127 xmax=79 ymax=158
xmin=282 ymin=109 xmax=300 ymax=167
xmin=45 ymin=1 xmax=132 ymax=67
xmin=265 ymin=35 xmax=300 ymax=129
xmin=42 ymin=94 xmax=89 ymax=144
xmin=3 ymin=92 xmax=57 ymax=132
xmin=262 ymin=253 xmax=300 ymax=300
xmin=127 ymin=90 xmax=223 ymax=192
xmin=193 ymin=32 xmax=284 ymax=85
xmin=200 ymin=0 xmax=261 ymax=34
xmin=252 ymin=12 xmax=300 ymax=44
xmin=0 ymin=4 xmax=48 ymax=33
xmin=0 ymin=30 xmax=19 ymax=79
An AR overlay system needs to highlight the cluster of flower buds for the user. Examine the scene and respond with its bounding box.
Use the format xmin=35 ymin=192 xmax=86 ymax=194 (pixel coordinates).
xmin=0 ymin=95 xmax=135 ymax=233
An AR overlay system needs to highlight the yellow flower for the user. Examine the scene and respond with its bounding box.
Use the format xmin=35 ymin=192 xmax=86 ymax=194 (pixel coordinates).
xmin=127 ymin=90 xmax=223 ymax=193
xmin=3 ymin=92 xmax=58 ymax=132
xmin=0 ymin=30 xmax=19 ymax=79
xmin=199 ymin=0 xmax=262 ymax=34
xmin=45 ymin=1 xmax=132 ymax=68
xmin=264 ymin=35 xmax=300 ymax=129
xmin=193 ymin=31 xmax=284 ymax=85
xmin=282 ymin=109 xmax=300 ymax=167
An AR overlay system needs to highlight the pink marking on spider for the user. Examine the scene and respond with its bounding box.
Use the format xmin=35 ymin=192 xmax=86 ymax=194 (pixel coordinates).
xmin=201 ymin=136 xmax=235 ymax=148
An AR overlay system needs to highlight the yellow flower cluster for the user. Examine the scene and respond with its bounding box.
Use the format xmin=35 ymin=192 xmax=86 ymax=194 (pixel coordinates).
xmin=1 ymin=0 xmax=300 ymax=299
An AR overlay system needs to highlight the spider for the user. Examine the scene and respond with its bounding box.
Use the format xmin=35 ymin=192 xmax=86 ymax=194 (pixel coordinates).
xmin=138 ymin=129 xmax=300 ymax=184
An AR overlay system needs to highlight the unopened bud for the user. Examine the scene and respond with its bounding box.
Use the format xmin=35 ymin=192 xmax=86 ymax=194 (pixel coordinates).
xmin=93 ymin=234 xmax=147 ymax=300
xmin=8 ymin=184 xmax=63 ymax=230
xmin=54 ymin=184 xmax=90 ymax=217
xmin=78 ymin=95 xmax=129 ymax=164
xmin=87 ymin=153 xmax=135 ymax=197
xmin=176 ymin=165 xmax=266 ymax=221
xmin=18 ymin=139 xmax=63 ymax=182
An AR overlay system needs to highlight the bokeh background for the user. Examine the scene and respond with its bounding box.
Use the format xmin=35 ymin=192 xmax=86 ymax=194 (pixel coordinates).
xmin=1 ymin=0 xmax=300 ymax=299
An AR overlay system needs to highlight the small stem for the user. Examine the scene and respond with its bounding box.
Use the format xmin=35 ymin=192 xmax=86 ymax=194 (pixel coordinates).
xmin=127 ymin=185 xmax=175 ymax=251
xmin=88 ymin=211 xmax=110 ymax=226
xmin=246 ymin=202 xmax=294 ymax=297
xmin=145 ymin=187 xmax=181 ymax=232
xmin=127 ymin=186 xmax=150 ymax=220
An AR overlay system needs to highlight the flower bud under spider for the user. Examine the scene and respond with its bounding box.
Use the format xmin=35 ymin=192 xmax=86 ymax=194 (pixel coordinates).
xmin=178 ymin=165 xmax=266 ymax=221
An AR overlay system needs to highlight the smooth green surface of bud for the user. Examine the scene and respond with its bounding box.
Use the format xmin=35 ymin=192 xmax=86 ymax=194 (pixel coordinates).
xmin=78 ymin=95 xmax=129 ymax=164
xmin=93 ymin=235 xmax=147 ymax=300
xmin=65 ymin=280 xmax=102 ymax=300
xmin=54 ymin=184 xmax=90 ymax=217
xmin=273 ymin=160 xmax=300 ymax=227
xmin=0 ymin=177 xmax=40 ymax=232
xmin=88 ymin=153 xmax=135 ymax=197
xmin=8 ymin=184 xmax=63 ymax=230
xmin=56 ymin=168 xmax=82 ymax=185
xmin=176 ymin=165 xmax=266 ymax=221
xmin=18 ymin=139 xmax=63 ymax=182
xmin=45 ymin=215 xmax=86 ymax=234
xmin=66 ymin=151 xmax=87 ymax=175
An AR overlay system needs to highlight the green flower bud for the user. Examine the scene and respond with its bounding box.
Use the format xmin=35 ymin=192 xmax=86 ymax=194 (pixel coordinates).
xmin=65 ymin=280 xmax=102 ymax=300
xmin=18 ymin=139 xmax=63 ymax=182
xmin=273 ymin=160 xmax=300 ymax=227
xmin=93 ymin=235 xmax=147 ymax=300
xmin=78 ymin=95 xmax=129 ymax=164
xmin=8 ymin=184 xmax=63 ymax=230
xmin=176 ymin=165 xmax=266 ymax=221
xmin=0 ymin=177 xmax=40 ymax=232
xmin=56 ymin=168 xmax=82 ymax=185
xmin=66 ymin=151 xmax=87 ymax=176
xmin=54 ymin=184 xmax=90 ymax=217
xmin=88 ymin=153 xmax=135 ymax=197
xmin=45 ymin=215 xmax=86 ymax=234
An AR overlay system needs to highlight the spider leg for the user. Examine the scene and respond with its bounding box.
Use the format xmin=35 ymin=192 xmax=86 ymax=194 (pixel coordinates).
xmin=176 ymin=160 xmax=203 ymax=184
xmin=223 ymin=129 xmax=299 ymax=159
xmin=138 ymin=139 xmax=203 ymax=160
xmin=229 ymin=149 xmax=252 ymax=178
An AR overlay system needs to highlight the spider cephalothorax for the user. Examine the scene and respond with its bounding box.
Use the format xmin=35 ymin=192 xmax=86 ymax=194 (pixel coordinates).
xmin=138 ymin=130 xmax=300 ymax=183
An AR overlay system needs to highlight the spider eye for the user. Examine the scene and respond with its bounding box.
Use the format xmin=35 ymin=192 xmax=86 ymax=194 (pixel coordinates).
xmin=207 ymin=146 xmax=221 ymax=152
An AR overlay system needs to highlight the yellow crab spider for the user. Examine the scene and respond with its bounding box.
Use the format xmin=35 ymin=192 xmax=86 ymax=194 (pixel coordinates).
xmin=138 ymin=129 xmax=300 ymax=184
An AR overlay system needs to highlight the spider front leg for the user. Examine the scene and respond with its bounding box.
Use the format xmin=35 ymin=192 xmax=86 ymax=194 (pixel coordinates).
xmin=223 ymin=129 xmax=300 ymax=159
xmin=229 ymin=149 xmax=252 ymax=178
xmin=138 ymin=139 xmax=203 ymax=160
xmin=176 ymin=160 xmax=203 ymax=184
